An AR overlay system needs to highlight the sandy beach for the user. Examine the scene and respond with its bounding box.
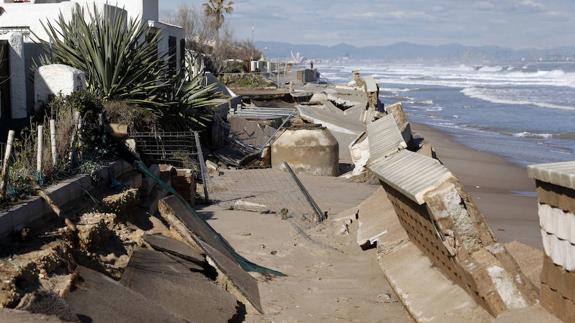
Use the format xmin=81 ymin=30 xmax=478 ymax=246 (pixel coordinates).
xmin=412 ymin=123 xmax=542 ymax=249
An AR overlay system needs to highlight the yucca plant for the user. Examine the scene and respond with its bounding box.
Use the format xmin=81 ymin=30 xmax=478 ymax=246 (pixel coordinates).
xmin=38 ymin=4 xmax=167 ymax=107
xmin=161 ymin=53 xmax=220 ymax=130
xmin=38 ymin=4 xmax=220 ymax=130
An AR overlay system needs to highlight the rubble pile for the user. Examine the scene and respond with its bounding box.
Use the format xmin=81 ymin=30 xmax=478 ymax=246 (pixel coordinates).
xmin=0 ymin=163 xmax=261 ymax=322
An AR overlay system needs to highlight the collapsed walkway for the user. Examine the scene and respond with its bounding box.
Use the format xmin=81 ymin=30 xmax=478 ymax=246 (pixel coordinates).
xmin=203 ymin=170 xmax=411 ymax=322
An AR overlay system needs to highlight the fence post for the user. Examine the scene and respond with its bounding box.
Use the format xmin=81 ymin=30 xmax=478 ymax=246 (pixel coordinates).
xmin=50 ymin=119 xmax=57 ymax=166
xmin=0 ymin=130 xmax=15 ymax=199
xmin=37 ymin=125 xmax=44 ymax=175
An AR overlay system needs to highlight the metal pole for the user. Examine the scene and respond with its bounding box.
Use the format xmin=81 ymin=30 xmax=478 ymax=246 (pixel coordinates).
xmin=194 ymin=131 xmax=210 ymax=203
xmin=282 ymin=162 xmax=325 ymax=222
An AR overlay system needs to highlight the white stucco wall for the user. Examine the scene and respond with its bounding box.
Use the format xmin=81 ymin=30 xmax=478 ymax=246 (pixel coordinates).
xmin=34 ymin=64 xmax=86 ymax=111
xmin=0 ymin=0 xmax=183 ymax=119
xmin=0 ymin=0 xmax=161 ymax=42
xmin=7 ymin=32 xmax=27 ymax=119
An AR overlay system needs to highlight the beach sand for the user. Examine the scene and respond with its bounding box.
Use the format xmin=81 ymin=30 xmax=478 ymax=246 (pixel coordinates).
xmin=412 ymin=123 xmax=542 ymax=249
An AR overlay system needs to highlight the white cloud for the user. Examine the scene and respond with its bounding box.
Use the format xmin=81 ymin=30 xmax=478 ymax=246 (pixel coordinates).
xmin=474 ymin=1 xmax=496 ymax=10
xmin=514 ymin=0 xmax=544 ymax=9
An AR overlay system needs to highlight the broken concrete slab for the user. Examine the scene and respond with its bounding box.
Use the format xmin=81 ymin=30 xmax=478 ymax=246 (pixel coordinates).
xmin=200 ymin=241 xmax=263 ymax=314
xmin=143 ymin=234 xmax=205 ymax=265
xmin=366 ymin=114 xmax=406 ymax=161
xmin=367 ymin=150 xmax=454 ymax=205
xmin=65 ymin=266 xmax=182 ymax=323
xmin=298 ymin=104 xmax=364 ymax=135
xmin=378 ymin=241 xmax=492 ymax=323
xmin=121 ymin=248 xmax=240 ymax=322
xmin=356 ymin=188 xmax=396 ymax=249
xmin=528 ymin=161 xmax=575 ymax=191
xmin=297 ymin=103 xmax=365 ymax=161
xmin=158 ymin=196 xmax=265 ymax=313
xmin=505 ymin=240 xmax=543 ymax=291
xmin=231 ymin=200 xmax=271 ymax=213
xmin=385 ymin=102 xmax=413 ymax=144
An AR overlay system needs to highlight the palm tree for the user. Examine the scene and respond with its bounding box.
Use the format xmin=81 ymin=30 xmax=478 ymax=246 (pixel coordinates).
xmin=202 ymin=0 xmax=234 ymax=34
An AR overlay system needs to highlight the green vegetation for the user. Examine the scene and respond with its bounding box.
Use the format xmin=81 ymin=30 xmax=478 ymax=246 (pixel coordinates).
xmin=203 ymin=0 xmax=235 ymax=34
xmin=4 ymin=91 xmax=112 ymax=205
xmin=39 ymin=4 xmax=219 ymax=131
xmin=168 ymin=2 xmax=262 ymax=75
xmin=221 ymin=73 xmax=277 ymax=89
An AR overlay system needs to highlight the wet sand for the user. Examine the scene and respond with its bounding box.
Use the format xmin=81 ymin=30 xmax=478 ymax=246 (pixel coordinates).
xmin=412 ymin=123 xmax=542 ymax=249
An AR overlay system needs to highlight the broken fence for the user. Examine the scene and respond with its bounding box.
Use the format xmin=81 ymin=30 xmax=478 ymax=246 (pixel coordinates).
xmin=130 ymin=131 xmax=209 ymax=202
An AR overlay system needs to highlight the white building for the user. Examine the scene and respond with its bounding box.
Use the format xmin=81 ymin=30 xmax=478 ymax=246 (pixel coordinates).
xmin=0 ymin=0 xmax=185 ymax=133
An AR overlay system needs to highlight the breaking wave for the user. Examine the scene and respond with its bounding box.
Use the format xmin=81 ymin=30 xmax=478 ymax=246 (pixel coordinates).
xmin=512 ymin=132 xmax=553 ymax=139
xmin=461 ymin=87 xmax=575 ymax=111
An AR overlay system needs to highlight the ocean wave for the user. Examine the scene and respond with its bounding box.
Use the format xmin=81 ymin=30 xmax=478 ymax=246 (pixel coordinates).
xmin=512 ymin=132 xmax=553 ymax=139
xmin=426 ymin=106 xmax=444 ymax=112
xmin=461 ymin=87 xmax=575 ymax=111
xmin=476 ymin=65 xmax=504 ymax=73
xmin=413 ymin=99 xmax=434 ymax=105
xmin=379 ymin=87 xmax=413 ymax=93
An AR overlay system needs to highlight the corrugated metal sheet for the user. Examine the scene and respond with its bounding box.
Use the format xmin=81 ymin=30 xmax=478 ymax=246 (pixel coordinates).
xmin=232 ymin=106 xmax=295 ymax=118
xmin=528 ymin=161 xmax=575 ymax=190
xmin=298 ymin=105 xmax=365 ymax=135
xmin=367 ymin=150 xmax=454 ymax=205
xmin=366 ymin=114 xmax=407 ymax=161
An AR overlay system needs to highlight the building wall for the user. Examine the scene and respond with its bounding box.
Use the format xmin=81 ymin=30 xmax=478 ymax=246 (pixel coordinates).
xmin=0 ymin=0 xmax=184 ymax=121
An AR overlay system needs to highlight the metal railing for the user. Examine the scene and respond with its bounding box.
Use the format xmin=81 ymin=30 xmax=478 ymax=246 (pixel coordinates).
xmin=130 ymin=130 xmax=209 ymax=202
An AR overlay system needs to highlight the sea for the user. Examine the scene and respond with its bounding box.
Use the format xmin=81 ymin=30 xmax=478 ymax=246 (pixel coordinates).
xmin=317 ymin=62 xmax=575 ymax=166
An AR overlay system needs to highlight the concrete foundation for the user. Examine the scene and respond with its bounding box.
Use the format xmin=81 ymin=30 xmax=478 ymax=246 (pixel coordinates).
xmin=272 ymin=126 xmax=339 ymax=177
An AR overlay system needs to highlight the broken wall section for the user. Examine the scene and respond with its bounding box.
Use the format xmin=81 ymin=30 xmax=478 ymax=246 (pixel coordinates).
xmin=529 ymin=162 xmax=575 ymax=322
xmin=366 ymin=113 xmax=538 ymax=316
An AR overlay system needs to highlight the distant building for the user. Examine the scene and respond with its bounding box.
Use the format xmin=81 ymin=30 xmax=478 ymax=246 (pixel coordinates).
xmin=0 ymin=0 xmax=185 ymax=136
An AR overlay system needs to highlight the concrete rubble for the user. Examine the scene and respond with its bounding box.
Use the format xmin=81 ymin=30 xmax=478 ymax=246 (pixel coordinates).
xmin=0 ymin=68 xmax=571 ymax=322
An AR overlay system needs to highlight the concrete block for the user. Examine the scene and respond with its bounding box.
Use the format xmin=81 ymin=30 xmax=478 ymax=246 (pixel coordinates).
xmin=541 ymin=230 xmax=575 ymax=271
xmin=541 ymin=282 xmax=575 ymax=323
xmin=34 ymin=64 xmax=86 ymax=111
xmin=542 ymin=255 xmax=575 ymax=302
xmin=356 ymin=187 xmax=395 ymax=249
xmin=536 ymin=181 xmax=575 ymax=214
xmin=528 ymin=161 xmax=575 ymax=191
xmin=378 ymin=240 xmax=492 ymax=322
xmin=272 ymin=127 xmax=339 ymax=177
xmin=368 ymin=150 xmax=454 ymax=205
xmin=539 ymin=203 xmax=575 ymax=244
xmin=366 ymin=114 xmax=406 ymax=161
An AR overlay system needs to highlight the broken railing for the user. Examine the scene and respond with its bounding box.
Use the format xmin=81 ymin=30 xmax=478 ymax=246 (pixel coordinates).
xmin=130 ymin=131 xmax=209 ymax=202
xmin=365 ymin=108 xmax=538 ymax=316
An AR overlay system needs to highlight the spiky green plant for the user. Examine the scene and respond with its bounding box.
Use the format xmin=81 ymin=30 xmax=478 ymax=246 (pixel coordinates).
xmin=39 ymin=4 xmax=167 ymax=107
xmin=161 ymin=53 xmax=220 ymax=130
xmin=38 ymin=4 xmax=220 ymax=130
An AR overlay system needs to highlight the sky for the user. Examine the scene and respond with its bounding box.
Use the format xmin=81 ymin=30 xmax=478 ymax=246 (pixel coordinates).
xmin=160 ymin=0 xmax=575 ymax=49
